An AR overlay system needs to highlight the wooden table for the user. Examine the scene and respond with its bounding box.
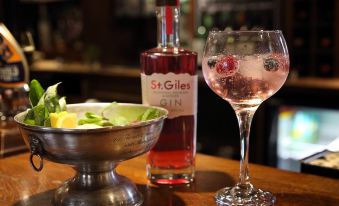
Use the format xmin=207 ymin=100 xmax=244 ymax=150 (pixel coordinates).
xmin=0 ymin=153 xmax=338 ymax=206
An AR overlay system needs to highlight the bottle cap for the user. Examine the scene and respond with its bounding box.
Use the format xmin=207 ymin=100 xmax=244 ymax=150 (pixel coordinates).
xmin=156 ymin=0 xmax=179 ymax=6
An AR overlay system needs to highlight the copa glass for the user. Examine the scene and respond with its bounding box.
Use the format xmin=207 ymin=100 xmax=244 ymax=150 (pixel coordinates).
xmin=202 ymin=30 xmax=289 ymax=205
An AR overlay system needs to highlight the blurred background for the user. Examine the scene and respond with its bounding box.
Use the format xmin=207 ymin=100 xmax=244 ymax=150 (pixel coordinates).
xmin=1 ymin=0 xmax=339 ymax=176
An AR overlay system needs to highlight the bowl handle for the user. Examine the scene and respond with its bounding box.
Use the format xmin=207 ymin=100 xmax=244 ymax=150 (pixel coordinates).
xmin=28 ymin=135 xmax=44 ymax=172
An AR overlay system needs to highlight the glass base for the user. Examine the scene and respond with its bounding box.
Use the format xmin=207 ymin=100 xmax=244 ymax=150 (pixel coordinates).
xmin=147 ymin=165 xmax=194 ymax=185
xmin=215 ymin=183 xmax=276 ymax=206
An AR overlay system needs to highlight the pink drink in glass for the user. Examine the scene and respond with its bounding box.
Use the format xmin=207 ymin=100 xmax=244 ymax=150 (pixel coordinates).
xmin=202 ymin=54 xmax=289 ymax=108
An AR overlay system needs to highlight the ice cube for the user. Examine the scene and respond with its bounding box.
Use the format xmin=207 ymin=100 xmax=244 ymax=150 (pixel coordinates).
xmin=238 ymin=55 xmax=263 ymax=79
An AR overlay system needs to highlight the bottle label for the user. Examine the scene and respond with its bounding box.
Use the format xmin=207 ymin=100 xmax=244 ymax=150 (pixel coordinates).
xmin=141 ymin=73 xmax=197 ymax=119
xmin=0 ymin=31 xmax=27 ymax=86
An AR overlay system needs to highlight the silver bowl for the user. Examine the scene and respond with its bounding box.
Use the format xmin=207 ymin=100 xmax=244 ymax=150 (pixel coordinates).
xmin=14 ymin=103 xmax=167 ymax=206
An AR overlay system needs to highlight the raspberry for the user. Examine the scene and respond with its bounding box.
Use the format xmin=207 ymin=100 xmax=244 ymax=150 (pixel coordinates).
xmin=215 ymin=56 xmax=238 ymax=76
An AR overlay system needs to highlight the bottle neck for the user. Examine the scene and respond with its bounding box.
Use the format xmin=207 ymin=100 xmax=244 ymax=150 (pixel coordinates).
xmin=156 ymin=5 xmax=180 ymax=48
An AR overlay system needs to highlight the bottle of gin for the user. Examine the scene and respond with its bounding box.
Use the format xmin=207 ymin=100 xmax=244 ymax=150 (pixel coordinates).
xmin=0 ymin=23 xmax=29 ymax=156
xmin=140 ymin=0 xmax=197 ymax=184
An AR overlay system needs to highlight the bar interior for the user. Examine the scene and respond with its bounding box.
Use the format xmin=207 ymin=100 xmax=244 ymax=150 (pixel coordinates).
xmin=0 ymin=0 xmax=338 ymax=206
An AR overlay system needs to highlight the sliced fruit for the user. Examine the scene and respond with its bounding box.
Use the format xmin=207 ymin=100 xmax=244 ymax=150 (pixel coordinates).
xmin=50 ymin=111 xmax=77 ymax=129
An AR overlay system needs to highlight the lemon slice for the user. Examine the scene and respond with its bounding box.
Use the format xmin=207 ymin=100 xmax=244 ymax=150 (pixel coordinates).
xmin=50 ymin=111 xmax=77 ymax=129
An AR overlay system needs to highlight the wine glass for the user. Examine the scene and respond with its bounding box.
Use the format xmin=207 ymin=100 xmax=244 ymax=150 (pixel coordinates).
xmin=202 ymin=30 xmax=289 ymax=205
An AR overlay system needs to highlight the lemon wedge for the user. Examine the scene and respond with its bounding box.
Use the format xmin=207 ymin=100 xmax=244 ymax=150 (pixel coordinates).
xmin=50 ymin=111 xmax=77 ymax=129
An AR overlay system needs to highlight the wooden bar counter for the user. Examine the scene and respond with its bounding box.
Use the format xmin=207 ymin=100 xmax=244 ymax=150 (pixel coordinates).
xmin=0 ymin=153 xmax=338 ymax=206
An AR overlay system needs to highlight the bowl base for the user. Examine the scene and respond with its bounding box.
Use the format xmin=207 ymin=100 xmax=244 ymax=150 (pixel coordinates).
xmin=53 ymin=166 xmax=143 ymax=206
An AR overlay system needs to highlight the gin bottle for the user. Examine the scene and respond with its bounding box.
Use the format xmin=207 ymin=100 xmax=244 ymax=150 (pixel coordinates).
xmin=140 ymin=0 xmax=197 ymax=184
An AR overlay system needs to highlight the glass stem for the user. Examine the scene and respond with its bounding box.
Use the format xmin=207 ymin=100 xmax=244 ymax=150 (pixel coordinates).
xmin=235 ymin=108 xmax=257 ymax=186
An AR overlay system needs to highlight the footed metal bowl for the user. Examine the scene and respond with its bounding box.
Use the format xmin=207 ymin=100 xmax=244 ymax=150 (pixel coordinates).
xmin=14 ymin=103 xmax=167 ymax=206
